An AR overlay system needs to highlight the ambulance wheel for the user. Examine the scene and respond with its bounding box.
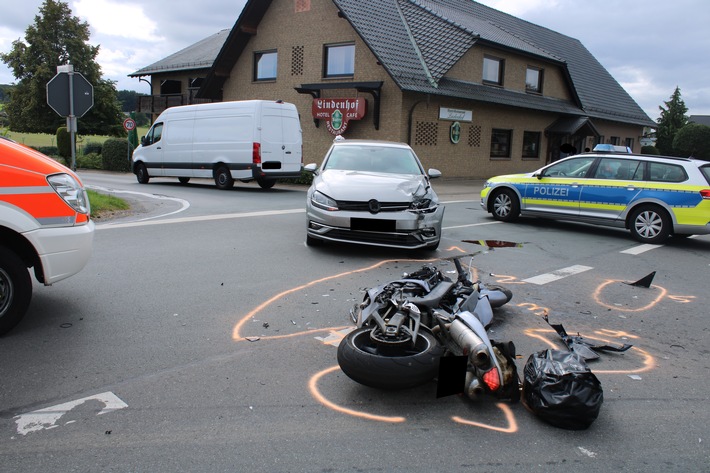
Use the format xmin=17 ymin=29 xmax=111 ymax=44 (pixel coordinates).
xmin=214 ymin=166 xmax=234 ymax=190
xmin=135 ymin=163 xmax=150 ymax=184
xmin=491 ymin=188 xmax=520 ymax=222
xmin=629 ymin=205 xmax=671 ymax=244
xmin=0 ymin=246 xmax=32 ymax=336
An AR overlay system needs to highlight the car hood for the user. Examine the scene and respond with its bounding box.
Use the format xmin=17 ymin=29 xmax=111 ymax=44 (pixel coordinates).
xmin=316 ymin=170 xmax=434 ymax=201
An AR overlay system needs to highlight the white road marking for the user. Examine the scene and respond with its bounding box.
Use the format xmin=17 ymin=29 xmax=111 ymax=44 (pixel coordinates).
xmin=88 ymin=186 xmax=190 ymax=222
xmin=620 ymin=244 xmax=663 ymax=255
xmin=523 ymin=265 xmax=593 ymax=285
xmin=444 ymin=221 xmax=502 ymax=230
xmin=14 ymin=391 xmax=128 ymax=436
xmin=96 ymin=208 xmax=305 ymax=230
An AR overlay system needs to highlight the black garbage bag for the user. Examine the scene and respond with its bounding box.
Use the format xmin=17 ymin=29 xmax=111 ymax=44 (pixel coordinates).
xmin=522 ymin=349 xmax=603 ymax=430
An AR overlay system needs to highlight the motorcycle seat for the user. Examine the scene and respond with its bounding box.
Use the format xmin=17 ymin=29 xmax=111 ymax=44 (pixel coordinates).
xmin=408 ymin=280 xmax=455 ymax=309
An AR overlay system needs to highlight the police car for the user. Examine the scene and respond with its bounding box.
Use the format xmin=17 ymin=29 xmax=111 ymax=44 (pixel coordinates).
xmin=480 ymin=149 xmax=710 ymax=244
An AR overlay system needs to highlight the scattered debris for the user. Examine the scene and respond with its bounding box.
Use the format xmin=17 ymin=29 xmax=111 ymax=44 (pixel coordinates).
xmin=262 ymin=322 xmax=269 ymax=329
xmin=545 ymin=315 xmax=632 ymax=361
xmin=628 ymin=374 xmax=642 ymax=380
xmin=245 ymin=336 xmax=260 ymax=342
xmin=625 ymin=271 xmax=656 ymax=288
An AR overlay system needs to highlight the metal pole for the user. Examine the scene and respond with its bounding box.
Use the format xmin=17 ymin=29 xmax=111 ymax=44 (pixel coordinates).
xmin=67 ymin=66 xmax=77 ymax=171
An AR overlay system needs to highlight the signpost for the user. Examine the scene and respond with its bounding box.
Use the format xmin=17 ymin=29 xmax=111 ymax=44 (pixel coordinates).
xmin=46 ymin=64 xmax=94 ymax=170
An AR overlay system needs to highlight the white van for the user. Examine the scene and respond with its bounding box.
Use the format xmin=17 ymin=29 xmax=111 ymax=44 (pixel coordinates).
xmin=132 ymin=100 xmax=303 ymax=190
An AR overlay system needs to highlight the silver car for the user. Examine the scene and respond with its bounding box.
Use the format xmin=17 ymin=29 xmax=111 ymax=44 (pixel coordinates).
xmin=304 ymin=139 xmax=444 ymax=250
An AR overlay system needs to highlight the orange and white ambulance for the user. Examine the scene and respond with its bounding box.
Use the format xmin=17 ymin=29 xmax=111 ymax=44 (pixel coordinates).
xmin=0 ymin=136 xmax=94 ymax=335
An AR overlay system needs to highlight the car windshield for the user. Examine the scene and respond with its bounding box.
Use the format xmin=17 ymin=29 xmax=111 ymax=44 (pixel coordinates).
xmin=542 ymin=156 xmax=595 ymax=178
xmin=323 ymin=145 xmax=423 ymax=174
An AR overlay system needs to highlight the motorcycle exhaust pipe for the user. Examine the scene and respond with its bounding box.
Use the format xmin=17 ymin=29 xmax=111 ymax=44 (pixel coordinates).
xmin=465 ymin=371 xmax=485 ymax=400
xmin=449 ymin=319 xmax=490 ymax=368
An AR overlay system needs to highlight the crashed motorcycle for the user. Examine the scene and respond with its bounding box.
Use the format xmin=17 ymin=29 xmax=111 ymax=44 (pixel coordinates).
xmin=337 ymin=256 xmax=520 ymax=401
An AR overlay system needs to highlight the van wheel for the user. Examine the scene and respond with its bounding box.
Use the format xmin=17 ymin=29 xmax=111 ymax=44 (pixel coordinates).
xmin=0 ymin=246 xmax=32 ymax=336
xmin=257 ymin=178 xmax=275 ymax=189
xmin=215 ymin=166 xmax=234 ymax=190
xmin=135 ymin=163 xmax=150 ymax=184
xmin=178 ymin=177 xmax=190 ymax=185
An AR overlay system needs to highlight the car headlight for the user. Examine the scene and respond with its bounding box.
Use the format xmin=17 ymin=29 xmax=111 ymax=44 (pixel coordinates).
xmin=311 ymin=190 xmax=339 ymax=211
xmin=47 ymin=173 xmax=90 ymax=214
xmin=483 ymin=181 xmax=492 ymax=189
xmin=409 ymin=197 xmax=438 ymax=213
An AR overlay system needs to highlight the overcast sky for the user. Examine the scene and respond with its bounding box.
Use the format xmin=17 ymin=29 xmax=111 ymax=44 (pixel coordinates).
xmin=1 ymin=0 xmax=709 ymax=121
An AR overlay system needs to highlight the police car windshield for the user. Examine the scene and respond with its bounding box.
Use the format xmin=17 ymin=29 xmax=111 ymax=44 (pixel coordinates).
xmin=542 ymin=156 xmax=595 ymax=178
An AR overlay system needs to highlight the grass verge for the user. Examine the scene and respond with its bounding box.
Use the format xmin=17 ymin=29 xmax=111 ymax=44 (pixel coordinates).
xmin=87 ymin=189 xmax=130 ymax=219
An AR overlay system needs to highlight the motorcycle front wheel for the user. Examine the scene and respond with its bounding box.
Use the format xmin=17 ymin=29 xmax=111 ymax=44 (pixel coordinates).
xmin=337 ymin=327 xmax=444 ymax=390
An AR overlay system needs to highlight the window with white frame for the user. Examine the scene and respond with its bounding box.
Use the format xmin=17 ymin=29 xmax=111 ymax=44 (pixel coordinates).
xmin=324 ymin=43 xmax=355 ymax=78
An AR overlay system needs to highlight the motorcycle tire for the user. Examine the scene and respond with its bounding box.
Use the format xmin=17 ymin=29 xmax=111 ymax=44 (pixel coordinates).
xmin=337 ymin=327 xmax=444 ymax=390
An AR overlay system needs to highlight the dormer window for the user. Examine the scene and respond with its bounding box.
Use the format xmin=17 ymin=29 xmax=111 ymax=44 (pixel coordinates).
xmin=483 ymin=56 xmax=504 ymax=86
xmin=526 ymin=66 xmax=543 ymax=93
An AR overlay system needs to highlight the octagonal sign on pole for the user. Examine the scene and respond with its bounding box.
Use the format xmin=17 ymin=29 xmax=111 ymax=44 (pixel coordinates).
xmin=47 ymin=66 xmax=94 ymax=118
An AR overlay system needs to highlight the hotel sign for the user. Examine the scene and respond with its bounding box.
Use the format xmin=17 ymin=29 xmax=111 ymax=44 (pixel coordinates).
xmin=439 ymin=107 xmax=472 ymax=122
xmin=312 ymin=98 xmax=367 ymax=135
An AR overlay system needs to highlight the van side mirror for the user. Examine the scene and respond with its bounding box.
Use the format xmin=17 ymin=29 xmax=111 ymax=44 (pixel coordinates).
xmin=140 ymin=136 xmax=147 ymax=146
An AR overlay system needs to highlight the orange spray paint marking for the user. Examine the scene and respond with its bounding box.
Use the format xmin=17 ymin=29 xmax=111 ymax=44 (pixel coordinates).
xmin=451 ymin=403 xmax=518 ymax=433
xmin=592 ymin=279 xmax=667 ymax=312
xmin=232 ymin=258 xmax=437 ymax=340
xmin=308 ymin=366 xmax=406 ymax=423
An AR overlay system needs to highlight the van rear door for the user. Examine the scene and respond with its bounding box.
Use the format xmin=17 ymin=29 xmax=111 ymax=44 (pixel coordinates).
xmin=258 ymin=102 xmax=302 ymax=179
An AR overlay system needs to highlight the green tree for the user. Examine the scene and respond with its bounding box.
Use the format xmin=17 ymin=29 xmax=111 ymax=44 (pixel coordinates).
xmin=673 ymin=123 xmax=710 ymax=161
xmin=655 ymin=87 xmax=688 ymax=156
xmin=0 ymin=0 xmax=123 ymax=135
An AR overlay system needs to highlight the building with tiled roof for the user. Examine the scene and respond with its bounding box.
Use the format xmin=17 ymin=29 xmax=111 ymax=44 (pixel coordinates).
xmin=129 ymin=29 xmax=230 ymax=114
xmin=138 ymin=0 xmax=655 ymax=178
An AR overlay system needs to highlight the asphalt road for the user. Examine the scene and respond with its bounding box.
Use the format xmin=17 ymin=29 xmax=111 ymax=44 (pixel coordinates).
xmin=1 ymin=171 xmax=708 ymax=472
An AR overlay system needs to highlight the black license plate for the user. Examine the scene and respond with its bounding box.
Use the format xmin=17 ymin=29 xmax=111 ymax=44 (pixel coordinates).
xmin=351 ymin=218 xmax=395 ymax=232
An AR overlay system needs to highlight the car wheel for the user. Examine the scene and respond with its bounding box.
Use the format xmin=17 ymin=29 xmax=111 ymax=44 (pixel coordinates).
xmin=0 ymin=246 xmax=32 ymax=335
xmin=214 ymin=166 xmax=234 ymax=190
xmin=178 ymin=177 xmax=190 ymax=185
xmin=629 ymin=205 xmax=671 ymax=244
xmin=491 ymin=189 xmax=520 ymax=222
xmin=256 ymin=178 xmax=275 ymax=189
xmin=135 ymin=163 xmax=150 ymax=184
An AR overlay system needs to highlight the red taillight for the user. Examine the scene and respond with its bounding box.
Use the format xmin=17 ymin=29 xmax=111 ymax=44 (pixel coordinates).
xmin=482 ymin=367 xmax=501 ymax=391
xmin=253 ymin=142 xmax=261 ymax=165
xmin=701 ymin=189 xmax=710 ymax=200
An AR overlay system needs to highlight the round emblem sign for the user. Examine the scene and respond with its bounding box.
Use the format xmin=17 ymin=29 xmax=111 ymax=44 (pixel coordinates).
xmin=450 ymin=121 xmax=461 ymax=144
xmin=123 ymin=118 xmax=137 ymax=132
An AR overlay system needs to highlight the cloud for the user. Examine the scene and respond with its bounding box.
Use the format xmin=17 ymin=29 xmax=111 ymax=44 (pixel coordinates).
xmin=74 ymin=0 xmax=164 ymax=42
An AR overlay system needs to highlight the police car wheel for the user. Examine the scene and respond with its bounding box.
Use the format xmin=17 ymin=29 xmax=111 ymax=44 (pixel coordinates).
xmin=629 ymin=205 xmax=671 ymax=244
xmin=0 ymin=246 xmax=32 ymax=335
xmin=491 ymin=189 xmax=520 ymax=222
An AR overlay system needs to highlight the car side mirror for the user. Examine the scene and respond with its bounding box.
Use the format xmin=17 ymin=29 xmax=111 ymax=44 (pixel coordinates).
xmin=428 ymin=169 xmax=442 ymax=179
xmin=304 ymin=163 xmax=318 ymax=174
